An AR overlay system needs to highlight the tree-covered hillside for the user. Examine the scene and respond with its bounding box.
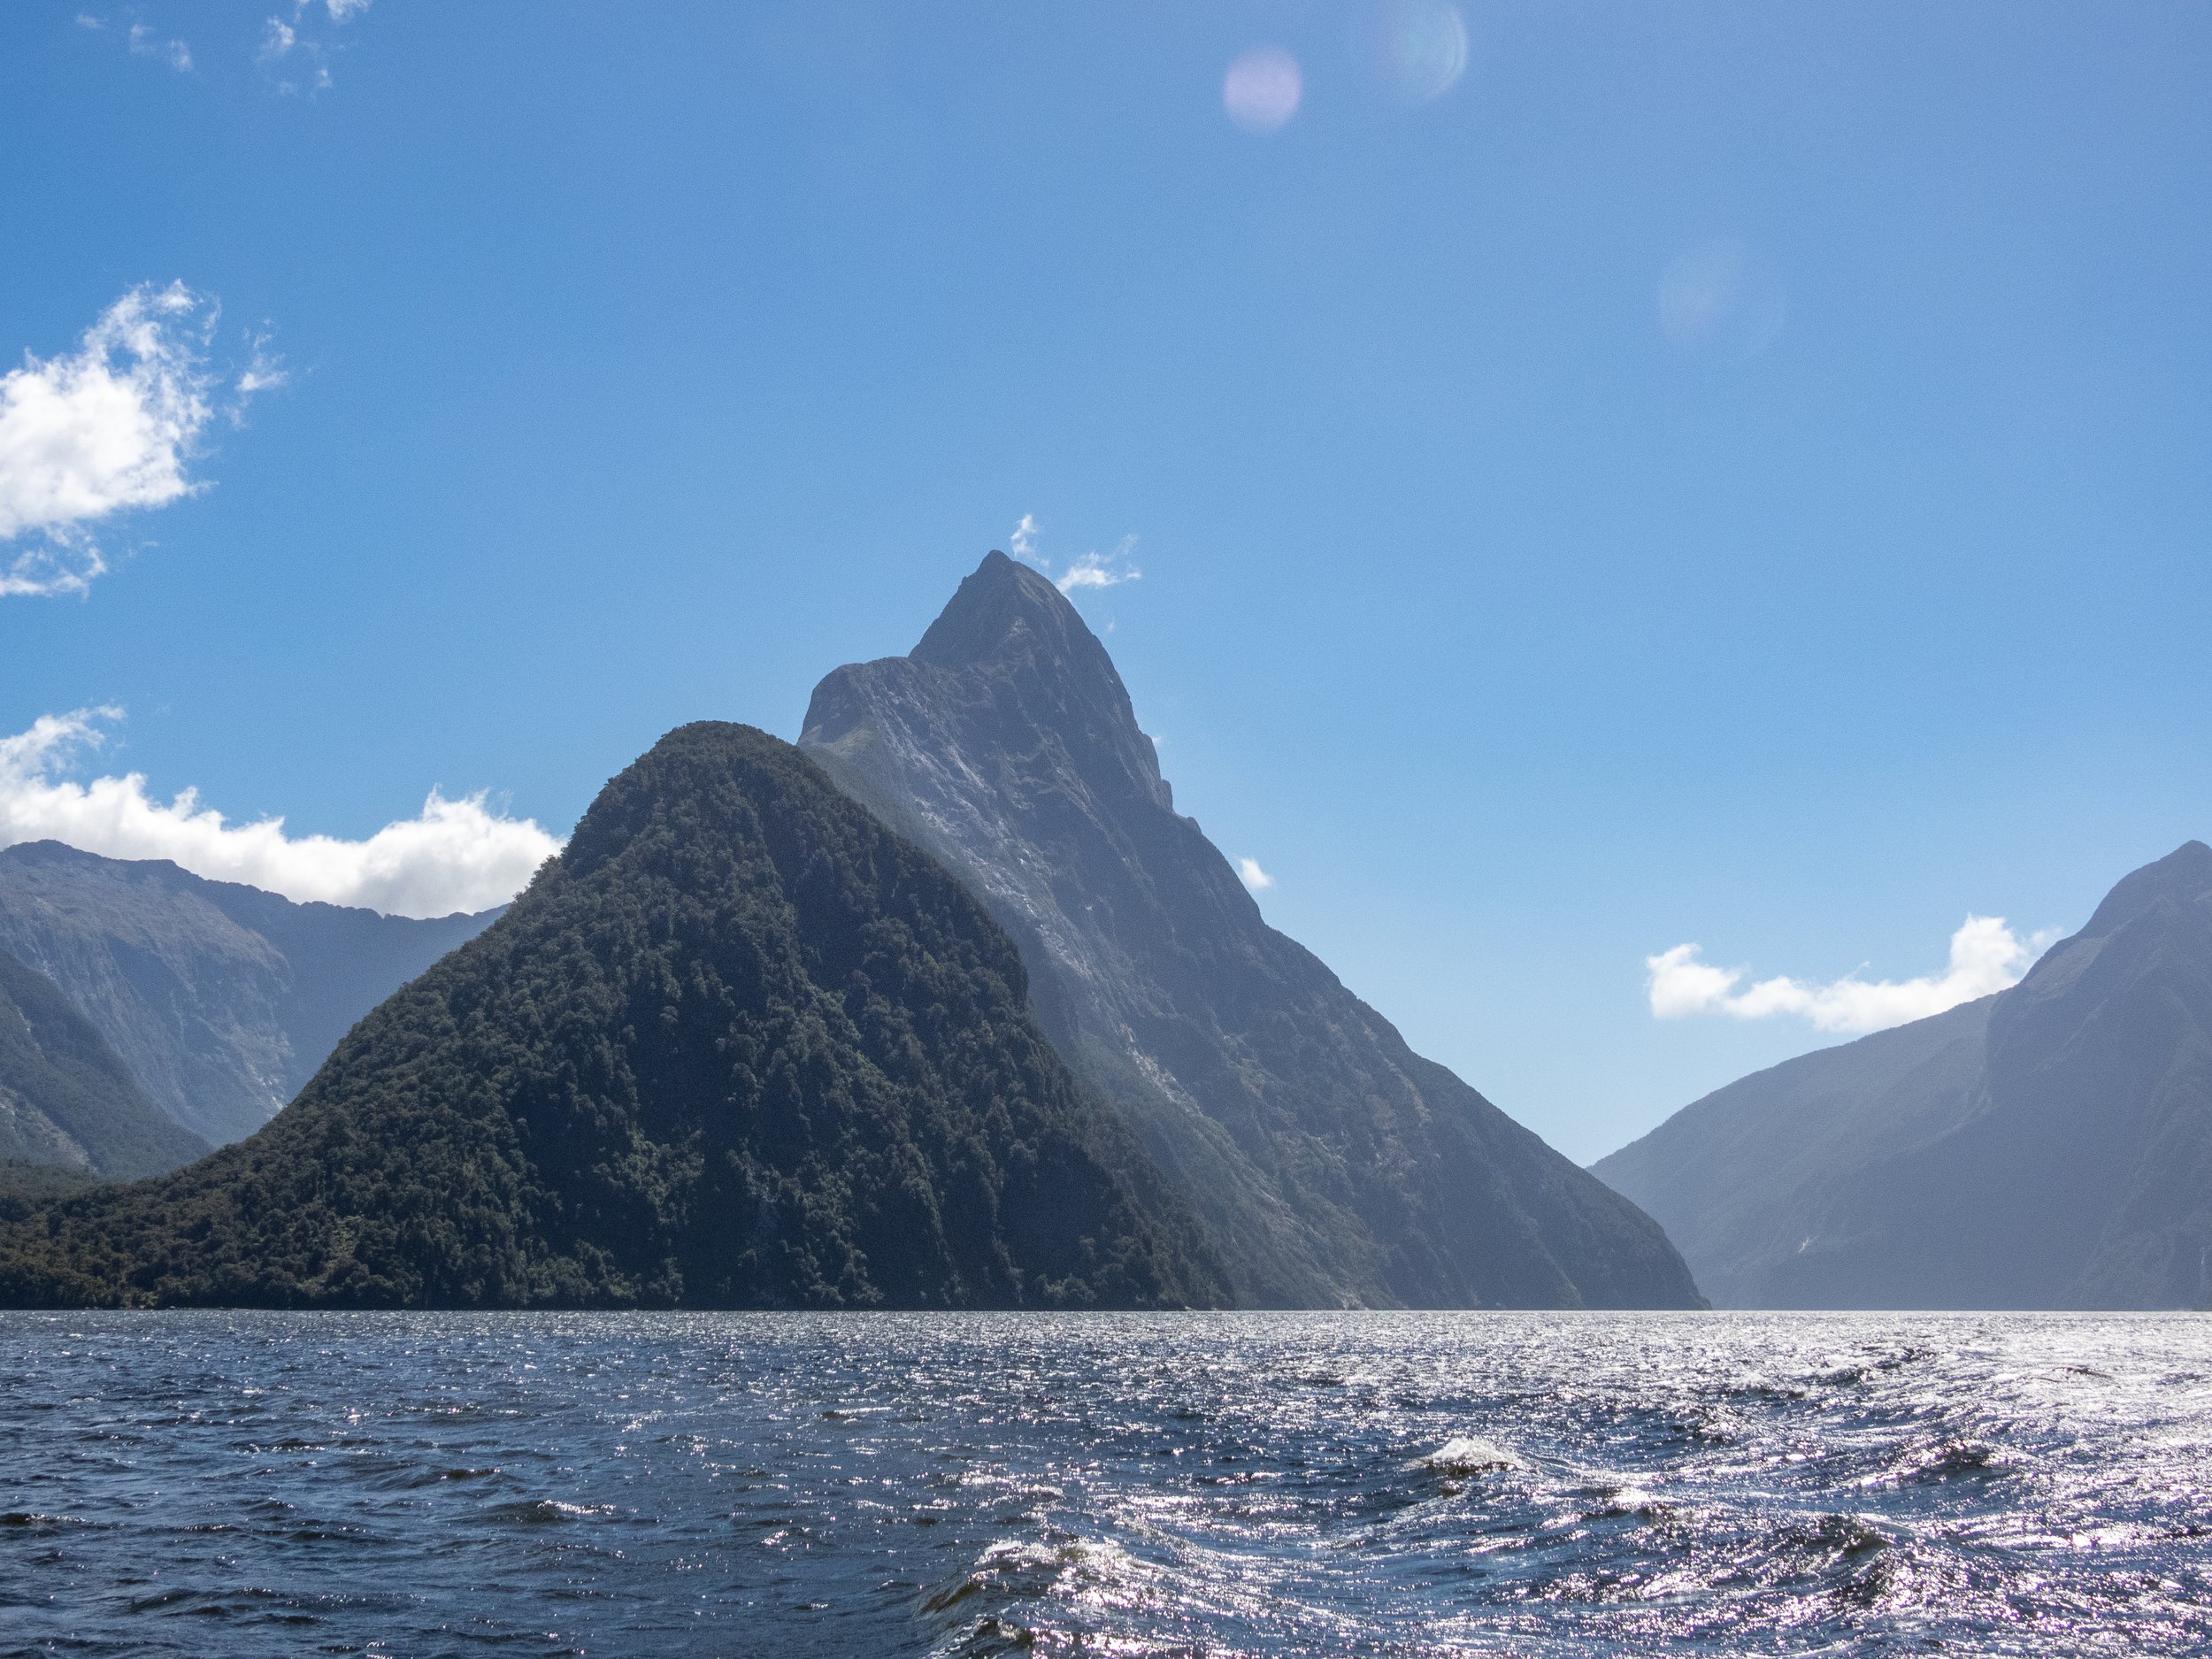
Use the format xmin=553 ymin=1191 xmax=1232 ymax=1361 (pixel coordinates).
xmin=0 ymin=724 xmax=1222 ymax=1310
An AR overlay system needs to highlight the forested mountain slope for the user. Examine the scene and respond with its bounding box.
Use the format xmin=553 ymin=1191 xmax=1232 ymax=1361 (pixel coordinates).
xmin=0 ymin=724 xmax=1221 ymax=1310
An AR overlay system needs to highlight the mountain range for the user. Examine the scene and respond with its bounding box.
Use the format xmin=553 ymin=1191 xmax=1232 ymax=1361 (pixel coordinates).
xmin=13 ymin=555 xmax=2201 ymax=1315
xmin=0 ymin=841 xmax=500 ymax=1147
xmin=0 ymin=946 xmax=207 ymax=1181
xmin=1595 ymin=840 xmax=2212 ymax=1309
xmin=803 ymin=550 xmax=1702 ymax=1309
xmin=0 ymin=725 xmax=1221 ymax=1310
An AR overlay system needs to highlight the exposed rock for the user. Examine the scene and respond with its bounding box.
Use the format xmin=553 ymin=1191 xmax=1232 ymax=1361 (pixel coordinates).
xmin=803 ymin=551 xmax=1702 ymax=1309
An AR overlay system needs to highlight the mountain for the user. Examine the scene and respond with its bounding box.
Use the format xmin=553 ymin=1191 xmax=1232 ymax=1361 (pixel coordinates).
xmin=0 ymin=841 xmax=503 ymax=1146
xmin=801 ymin=550 xmax=1702 ymax=1310
xmin=0 ymin=723 xmax=1223 ymax=1310
xmin=0 ymin=947 xmax=208 ymax=1180
xmin=1594 ymin=841 xmax=2212 ymax=1310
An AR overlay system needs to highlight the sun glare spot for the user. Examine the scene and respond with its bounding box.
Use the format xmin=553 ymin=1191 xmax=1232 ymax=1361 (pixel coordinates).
xmin=1370 ymin=1 xmax=1469 ymax=104
xmin=1657 ymin=241 xmax=1787 ymax=357
xmin=1224 ymin=47 xmax=1302 ymax=134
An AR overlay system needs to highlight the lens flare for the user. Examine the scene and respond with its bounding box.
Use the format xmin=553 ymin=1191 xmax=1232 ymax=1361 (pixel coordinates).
xmin=1657 ymin=241 xmax=1787 ymax=357
xmin=1223 ymin=47 xmax=1302 ymax=134
xmin=1371 ymin=0 xmax=1469 ymax=104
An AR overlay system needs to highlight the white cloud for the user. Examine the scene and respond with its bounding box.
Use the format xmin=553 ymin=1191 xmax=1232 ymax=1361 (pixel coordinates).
xmin=1237 ymin=856 xmax=1274 ymax=891
xmin=126 ymin=20 xmax=191 ymax=71
xmin=1646 ymin=915 xmax=2058 ymax=1035
xmin=1056 ymin=534 xmax=1141 ymax=594
xmin=1006 ymin=517 xmax=1141 ymax=595
xmin=257 ymin=0 xmax=365 ymax=92
xmin=0 ymin=708 xmax=563 ymax=919
xmin=0 ymin=284 xmax=274 ymax=598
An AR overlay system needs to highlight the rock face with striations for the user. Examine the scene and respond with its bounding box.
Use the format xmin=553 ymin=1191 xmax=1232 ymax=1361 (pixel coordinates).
xmin=0 ymin=724 xmax=1222 ymax=1310
xmin=0 ymin=841 xmax=503 ymax=1147
xmin=0 ymin=947 xmax=208 ymax=1182
xmin=1595 ymin=841 xmax=2212 ymax=1309
xmin=801 ymin=550 xmax=1702 ymax=1309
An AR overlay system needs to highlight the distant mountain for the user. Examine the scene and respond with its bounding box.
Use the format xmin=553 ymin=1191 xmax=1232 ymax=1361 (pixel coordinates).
xmin=1594 ymin=841 xmax=2212 ymax=1310
xmin=0 ymin=841 xmax=503 ymax=1146
xmin=0 ymin=948 xmax=208 ymax=1180
xmin=0 ymin=724 xmax=1223 ymax=1310
xmin=801 ymin=550 xmax=1701 ymax=1310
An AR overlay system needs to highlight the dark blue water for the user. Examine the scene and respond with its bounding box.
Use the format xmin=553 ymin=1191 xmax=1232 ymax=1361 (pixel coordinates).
xmin=1 ymin=1312 xmax=2207 ymax=1656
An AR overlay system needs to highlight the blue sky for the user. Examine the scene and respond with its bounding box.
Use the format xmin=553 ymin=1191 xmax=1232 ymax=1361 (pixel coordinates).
xmin=4 ymin=2 xmax=2209 ymax=1161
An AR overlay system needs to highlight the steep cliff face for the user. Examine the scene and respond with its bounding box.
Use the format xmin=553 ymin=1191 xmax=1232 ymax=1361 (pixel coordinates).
xmin=1596 ymin=841 xmax=2212 ymax=1310
xmin=0 ymin=948 xmax=208 ymax=1180
xmin=0 ymin=725 xmax=1222 ymax=1310
xmin=802 ymin=551 xmax=1703 ymax=1309
xmin=0 ymin=842 xmax=501 ymax=1145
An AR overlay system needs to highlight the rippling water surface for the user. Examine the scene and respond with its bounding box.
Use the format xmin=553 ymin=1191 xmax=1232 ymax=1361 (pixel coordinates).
xmin=2 ymin=1312 xmax=2208 ymax=1656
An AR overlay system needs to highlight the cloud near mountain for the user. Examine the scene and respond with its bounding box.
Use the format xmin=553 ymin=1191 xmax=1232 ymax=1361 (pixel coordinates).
xmin=0 ymin=707 xmax=559 ymax=918
xmin=1647 ymin=913 xmax=2055 ymax=1034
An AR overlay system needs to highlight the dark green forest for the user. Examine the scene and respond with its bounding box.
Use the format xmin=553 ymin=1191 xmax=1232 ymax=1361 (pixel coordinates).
xmin=0 ymin=724 xmax=1222 ymax=1310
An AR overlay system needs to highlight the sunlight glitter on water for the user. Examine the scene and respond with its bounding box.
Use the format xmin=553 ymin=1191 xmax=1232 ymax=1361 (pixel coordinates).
xmin=1 ymin=1311 xmax=2208 ymax=1656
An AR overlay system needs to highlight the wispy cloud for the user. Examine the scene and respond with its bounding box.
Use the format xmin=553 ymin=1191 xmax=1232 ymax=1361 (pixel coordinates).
xmin=1237 ymin=856 xmax=1274 ymax=891
xmin=0 ymin=708 xmax=561 ymax=919
xmin=77 ymin=13 xmax=192 ymax=71
xmin=1057 ymin=536 xmax=1141 ymax=593
xmin=1010 ymin=516 xmax=1141 ymax=595
xmin=257 ymin=0 xmax=369 ymax=93
xmin=0 ymin=284 xmax=278 ymax=598
xmin=1646 ymin=915 xmax=2057 ymax=1035
xmin=127 ymin=19 xmax=191 ymax=71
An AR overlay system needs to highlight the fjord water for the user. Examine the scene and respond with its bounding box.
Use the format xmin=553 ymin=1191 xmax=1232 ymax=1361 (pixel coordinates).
xmin=3 ymin=1314 xmax=2206 ymax=1657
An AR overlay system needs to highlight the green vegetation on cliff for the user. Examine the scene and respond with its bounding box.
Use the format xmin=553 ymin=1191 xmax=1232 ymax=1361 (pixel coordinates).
xmin=0 ymin=724 xmax=1222 ymax=1310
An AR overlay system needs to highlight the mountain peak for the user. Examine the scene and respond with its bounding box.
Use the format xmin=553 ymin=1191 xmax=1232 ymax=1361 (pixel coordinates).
xmin=807 ymin=549 xmax=1172 ymax=814
xmin=2078 ymin=840 xmax=2212 ymax=939
xmin=912 ymin=549 xmax=1084 ymax=673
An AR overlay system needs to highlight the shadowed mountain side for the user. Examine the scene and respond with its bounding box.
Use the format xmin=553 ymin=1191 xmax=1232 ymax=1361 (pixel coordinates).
xmin=1592 ymin=1000 xmax=1993 ymax=1308
xmin=0 ymin=949 xmax=208 ymax=1180
xmin=803 ymin=551 xmax=1701 ymax=1310
xmin=1596 ymin=841 xmax=2212 ymax=1310
xmin=0 ymin=842 xmax=503 ymax=1145
xmin=0 ymin=725 xmax=1223 ymax=1311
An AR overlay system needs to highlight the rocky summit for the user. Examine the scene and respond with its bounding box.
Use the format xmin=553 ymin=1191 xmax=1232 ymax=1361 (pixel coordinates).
xmin=0 ymin=724 xmax=1222 ymax=1310
xmin=803 ymin=550 xmax=1702 ymax=1309
xmin=1596 ymin=841 xmax=2212 ymax=1310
